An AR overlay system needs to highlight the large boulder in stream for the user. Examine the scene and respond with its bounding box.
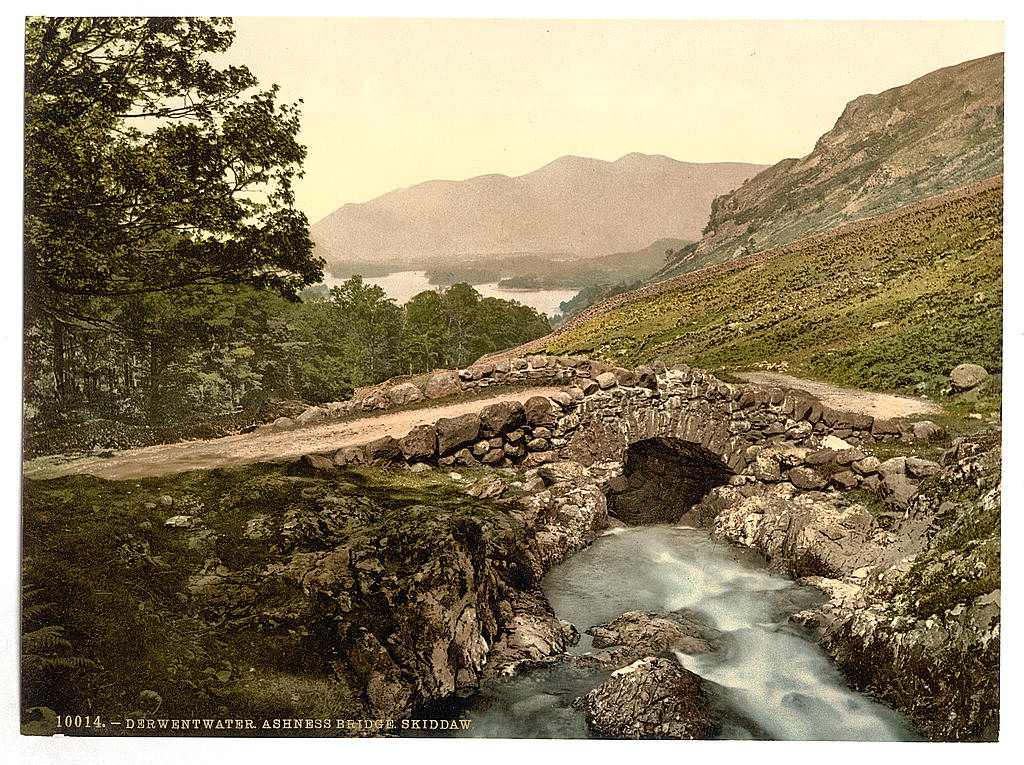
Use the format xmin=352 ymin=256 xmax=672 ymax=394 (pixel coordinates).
xmin=577 ymin=657 xmax=713 ymax=739
xmin=483 ymin=590 xmax=579 ymax=678
xmin=587 ymin=611 xmax=714 ymax=657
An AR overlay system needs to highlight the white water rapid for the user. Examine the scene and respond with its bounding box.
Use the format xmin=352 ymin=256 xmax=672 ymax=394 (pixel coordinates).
xmin=430 ymin=525 xmax=921 ymax=740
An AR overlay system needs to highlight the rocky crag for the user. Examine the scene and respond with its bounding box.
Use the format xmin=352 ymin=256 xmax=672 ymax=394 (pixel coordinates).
xmin=695 ymin=432 xmax=1000 ymax=740
xmin=657 ymin=52 xmax=1003 ymax=281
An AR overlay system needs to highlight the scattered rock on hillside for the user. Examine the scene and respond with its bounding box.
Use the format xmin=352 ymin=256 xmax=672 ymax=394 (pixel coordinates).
xmin=949 ymin=363 xmax=989 ymax=392
xmin=399 ymin=424 xmax=438 ymax=461
xmin=537 ymin=460 xmax=590 ymax=485
xmin=789 ymin=466 xmax=829 ymax=490
xmin=365 ymin=436 xmax=401 ymax=463
xmin=388 ymin=382 xmax=423 ymax=406
xmin=295 ymin=406 xmax=328 ymax=426
xmin=821 ymin=435 xmax=855 ymax=451
xmin=333 ymin=445 xmax=365 ymax=465
xmin=424 ymin=371 xmax=462 ymax=399
xmin=878 ymin=457 xmax=920 ymax=508
xmin=478 ymin=401 xmax=525 ymax=437
xmin=523 ymin=396 xmax=557 ymax=426
xmin=288 ymin=454 xmax=337 ymax=476
xmin=436 ymin=413 xmax=481 ymax=454
xmin=912 ymin=420 xmax=942 ymax=441
xmin=360 ymin=390 xmax=390 ymax=410
xmin=635 ymin=366 xmax=658 ymax=390
xmin=466 ymin=475 xmax=507 ymax=499
xmin=905 ymin=457 xmax=941 ymax=479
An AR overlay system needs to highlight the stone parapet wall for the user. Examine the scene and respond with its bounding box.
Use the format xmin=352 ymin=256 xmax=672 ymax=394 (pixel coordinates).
xmin=271 ymin=355 xmax=608 ymax=428
xmin=291 ymin=357 xmax=941 ymax=508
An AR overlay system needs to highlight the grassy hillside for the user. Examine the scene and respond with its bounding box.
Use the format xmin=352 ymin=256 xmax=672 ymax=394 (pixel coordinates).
xmin=544 ymin=183 xmax=1002 ymax=400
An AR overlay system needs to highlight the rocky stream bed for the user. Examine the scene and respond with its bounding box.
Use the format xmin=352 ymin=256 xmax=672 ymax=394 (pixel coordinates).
xmin=22 ymin=365 xmax=1000 ymax=740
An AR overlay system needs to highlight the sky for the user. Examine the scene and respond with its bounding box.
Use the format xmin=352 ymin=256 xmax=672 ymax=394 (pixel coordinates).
xmin=214 ymin=18 xmax=1005 ymax=224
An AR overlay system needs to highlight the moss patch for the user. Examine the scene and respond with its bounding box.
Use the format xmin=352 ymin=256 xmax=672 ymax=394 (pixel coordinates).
xmin=21 ymin=463 xmax=523 ymax=733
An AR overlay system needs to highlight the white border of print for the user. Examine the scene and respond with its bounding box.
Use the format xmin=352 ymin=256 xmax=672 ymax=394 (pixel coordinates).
xmin=2 ymin=3 xmax=1017 ymax=765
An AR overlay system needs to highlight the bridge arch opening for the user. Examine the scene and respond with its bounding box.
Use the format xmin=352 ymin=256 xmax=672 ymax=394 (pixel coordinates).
xmin=605 ymin=437 xmax=734 ymax=525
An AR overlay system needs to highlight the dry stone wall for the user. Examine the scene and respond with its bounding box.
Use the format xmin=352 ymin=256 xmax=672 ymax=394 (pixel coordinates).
xmin=278 ymin=356 xmax=599 ymax=427
xmin=291 ymin=356 xmax=940 ymax=515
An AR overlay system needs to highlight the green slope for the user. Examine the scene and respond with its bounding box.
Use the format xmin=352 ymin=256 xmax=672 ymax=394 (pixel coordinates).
xmin=544 ymin=183 xmax=1002 ymax=398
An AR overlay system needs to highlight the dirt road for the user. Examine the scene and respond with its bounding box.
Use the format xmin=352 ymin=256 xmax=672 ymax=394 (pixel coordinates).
xmin=24 ymin=387 xmax=565 ymax=481
xmin=733 ymin=372 xmax=943 ymax=419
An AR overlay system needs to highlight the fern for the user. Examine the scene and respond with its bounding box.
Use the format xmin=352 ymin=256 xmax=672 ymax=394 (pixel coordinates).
xmin=23 ymin=625 xmax=72 ymax=654
xmin=21 ymin=585 xmax=99 ymax=684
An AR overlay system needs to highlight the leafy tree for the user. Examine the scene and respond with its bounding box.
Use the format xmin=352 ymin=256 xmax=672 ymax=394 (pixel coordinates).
xmin=441 ymin=282 xmax=486 ymax=367
xmin=477 ymin=296 xmax=551 ymax=353
xmin=24 ymin=16 xmax=321 ymax=314
xmin=23 ymin=17 xmax=327 ymax=429
xmin=326 ymin=277 xmax=404 ymax=386
xmin=21 ymin=18 xmax=555 ymax=436
xmin=402 ymin=290 xmax=449 ymax=373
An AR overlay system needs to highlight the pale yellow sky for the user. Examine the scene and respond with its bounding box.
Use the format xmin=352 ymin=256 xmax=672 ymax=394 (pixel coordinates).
xmin=217 ymin=19 xmax=1004 ymax=223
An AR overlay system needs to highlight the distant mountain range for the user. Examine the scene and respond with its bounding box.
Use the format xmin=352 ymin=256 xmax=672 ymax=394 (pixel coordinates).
xmin=311 ymin=154 xmax=766 ymax=265
xmin=655 ymin=52 xmax=1004 ymax=280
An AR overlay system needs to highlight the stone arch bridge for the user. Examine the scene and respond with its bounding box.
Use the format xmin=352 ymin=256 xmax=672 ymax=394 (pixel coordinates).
xmin=312 ymin=356 xmax=938 ymax=522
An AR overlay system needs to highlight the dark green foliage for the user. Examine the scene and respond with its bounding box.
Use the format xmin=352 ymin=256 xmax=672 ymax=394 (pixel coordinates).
xmin=22 ymin=16 xmax=331 ymax=436
xmin=558 ymin=278 xmax=646 ymax=318
xmin=809 ymin=296 xmax=1002 ymax=392
xmin=21 ymin=586 xmax=100 ymax=699
xmin=25 ymin=17 xmax=320 ymax=303
xmin=24 ymin=276 xmax=550 ymax=447
xmin=23 ymin=284 xmax=357 ymax=429
xmin=402 ymin=290 xmax=449 ymax=373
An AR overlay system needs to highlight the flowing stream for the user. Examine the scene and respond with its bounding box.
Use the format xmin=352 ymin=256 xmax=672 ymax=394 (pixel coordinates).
xmin=422 ymin=525 xmax=921 ymax=740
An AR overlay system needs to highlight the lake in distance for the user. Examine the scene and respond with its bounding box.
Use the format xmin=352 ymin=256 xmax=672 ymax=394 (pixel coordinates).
xmin=322 ymin=270 xmax=578 ymax=318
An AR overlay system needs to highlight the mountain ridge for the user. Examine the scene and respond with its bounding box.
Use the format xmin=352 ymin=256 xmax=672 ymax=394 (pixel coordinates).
xmin=311 ymin=153 xmax=767 ymax=264
xmin=491 ymin=174 xmax=1002 ymax=360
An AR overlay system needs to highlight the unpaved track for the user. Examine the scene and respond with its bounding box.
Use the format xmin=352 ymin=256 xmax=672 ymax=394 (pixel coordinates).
xmin=24 ymin=387 xmax=565 ymax=481
xmin=733 ymin=372 xmax=943 ymax=419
